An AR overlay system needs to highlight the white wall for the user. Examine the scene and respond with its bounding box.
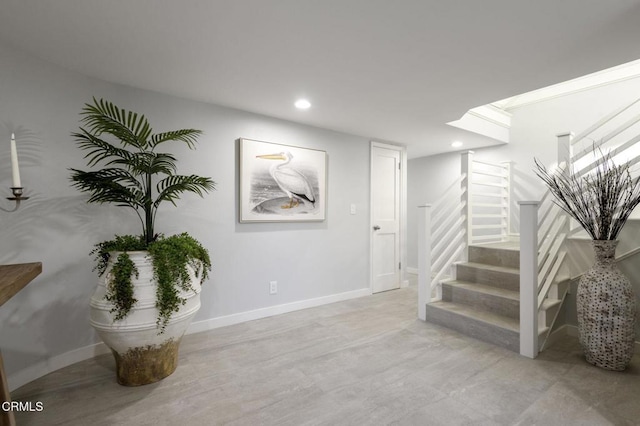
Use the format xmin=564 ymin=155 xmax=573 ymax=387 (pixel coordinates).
xmin=0 ymin=41 xmax=372 ymax=388
xmin=408 ymin=75 xmax=640 ymax=337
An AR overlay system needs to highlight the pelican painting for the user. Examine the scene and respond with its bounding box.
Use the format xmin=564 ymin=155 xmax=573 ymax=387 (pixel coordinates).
xmin=256 ymin=151 xmax=315 ymax=209
xmin=239 ymin=138 xmax=326 ymax=222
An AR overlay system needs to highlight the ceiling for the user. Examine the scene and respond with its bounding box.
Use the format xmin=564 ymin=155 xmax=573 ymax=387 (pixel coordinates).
xmin=2 ymin=1 xmax=640 ymax=158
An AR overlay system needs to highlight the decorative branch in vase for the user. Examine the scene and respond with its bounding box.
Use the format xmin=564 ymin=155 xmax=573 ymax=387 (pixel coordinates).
xmin=535 ymin=147 xmax=639 ymax=370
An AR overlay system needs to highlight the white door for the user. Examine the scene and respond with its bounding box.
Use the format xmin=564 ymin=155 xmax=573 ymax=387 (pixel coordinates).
xmin=371 ymin=144 xmax=401 ymax=293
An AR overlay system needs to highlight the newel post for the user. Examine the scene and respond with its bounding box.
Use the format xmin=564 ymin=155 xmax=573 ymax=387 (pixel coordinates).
xmin=460 ymin=151 xmax=473 ymax=247
xmin=417 ymin=204 xmax=432 ymax=321
xmin=519 ymin=201 xmax=539 ymax=358
xmin=556 ymin=132 xmax=574 ymax=172
xmin=556 ymin=131 xmax=574 ymax=234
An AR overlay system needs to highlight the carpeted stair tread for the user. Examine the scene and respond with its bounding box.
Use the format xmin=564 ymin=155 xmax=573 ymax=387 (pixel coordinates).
xmin=442 ymin=280 xmax=519 ymax=300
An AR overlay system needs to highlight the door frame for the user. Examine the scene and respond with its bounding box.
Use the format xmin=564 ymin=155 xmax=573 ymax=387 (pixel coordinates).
xmin=369 ymin=141 xmax=408 ymax=293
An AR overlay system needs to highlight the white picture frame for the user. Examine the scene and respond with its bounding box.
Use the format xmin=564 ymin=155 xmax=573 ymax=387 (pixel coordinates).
xmin=239 ymin=138 xmax=327 ymax=222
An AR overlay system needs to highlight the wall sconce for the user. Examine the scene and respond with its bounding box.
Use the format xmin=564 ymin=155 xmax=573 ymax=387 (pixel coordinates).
xmin=1 ymin=187 xmax=29 ymax=212
xmin=1 ymin=133 xmax=29 ymax=212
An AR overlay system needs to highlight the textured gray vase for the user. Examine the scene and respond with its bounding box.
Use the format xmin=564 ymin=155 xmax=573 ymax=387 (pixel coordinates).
xmin=577 ymin=240 xmax=636 ymax=371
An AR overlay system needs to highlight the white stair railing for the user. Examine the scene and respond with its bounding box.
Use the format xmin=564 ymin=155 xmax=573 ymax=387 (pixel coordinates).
xmin=418 ymin=175 xmax=466 ymax=320
xmin=520 ymin=97 xmax=640 ymax=358
xmin=418 ymin=152 xmax=512 ymax=320
xmin=520 ymin=188 xmax=570 ymax=357
xmin=462 ymin=151 xmax=513 ymax=245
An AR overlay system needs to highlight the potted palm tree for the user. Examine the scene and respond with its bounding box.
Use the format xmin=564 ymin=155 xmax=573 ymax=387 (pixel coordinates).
xmin=70 ymin=98 xmax=215 ymax=385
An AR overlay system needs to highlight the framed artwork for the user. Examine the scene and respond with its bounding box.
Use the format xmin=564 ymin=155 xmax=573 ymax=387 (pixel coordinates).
xmin=239 ymin=138 xmax=327 ymax=222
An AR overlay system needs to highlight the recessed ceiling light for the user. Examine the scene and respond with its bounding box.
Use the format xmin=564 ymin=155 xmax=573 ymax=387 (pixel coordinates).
xmin=451 ymin=141 xmax=463 ymax=148
xmin=295 ymin=99 xmax=311 ymax=109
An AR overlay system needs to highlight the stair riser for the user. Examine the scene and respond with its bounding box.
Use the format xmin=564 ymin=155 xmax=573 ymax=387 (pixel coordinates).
xmin=468 ymin=246 xmax=519 ymax=269
xmin=547 ymin=280 xmax=570 ymax=301
xmin=442 ymin=284 xmax=519 ymax=319
xmin=424 ymin=304 xmax=519 ymax=352
xmin=455 ymin=265 xmax=519 ymax=291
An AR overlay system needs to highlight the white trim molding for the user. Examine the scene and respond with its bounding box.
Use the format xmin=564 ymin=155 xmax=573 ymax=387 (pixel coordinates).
xmin=187 ymin=288 xmax=371 ymax=333
xmin=8 ymin=342 xmax=111 ymax=392
xmin=493 ymin=59 xmax=640 ymax=111
xmin=447 ymin=105 xmax=511 ymax=144
xmin=8 ymin=287 xmax=371 ymax=391
xmin=553 ymin=324 xmax=640 ymax=354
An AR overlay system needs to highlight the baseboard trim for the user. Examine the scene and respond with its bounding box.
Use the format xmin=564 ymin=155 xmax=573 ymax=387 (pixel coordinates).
xmin=544 ymin=324 xmax=569 ymax=349
xmin=406 ymin=267 xmax=418 ymax=275
xmin=8 ymin=287 xmax=372 ymax=391
xmin=187 ymin=288 xmax=372 ymax=334
xmin=562 ymin=324 xmax=640 ymax=352
xmin=8 ymin=342 xmax=111 ymax=392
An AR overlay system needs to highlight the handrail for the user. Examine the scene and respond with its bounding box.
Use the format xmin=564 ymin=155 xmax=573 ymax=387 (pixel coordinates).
xmin=520 ymin=190 xmax=571 ymax=358
xmin=431 ymin=216 xmax=466 ymax=264
xmin=616 ymin=246 xmax=640 ymax=262
xmin=474 ymin=191 xmax=507 ymax=198
xmin=572 ymin=114 xmax=640 ymax=163
xmin=431 ymin=228 xmax=466 ymax=280
xmin=472 ymin=202 xmax=505 ymax=208
xmin=431 ymin=174 xmax=465 ymax=211
xmin=473 ymin=182 xmax=507 ymax=189
xmin=537 ymin=199 xmax=555 ymax=228
xmin=430 ymin=243 xmax=466 ymax=291
xmin=568 ymin=244 xmax=640 ymax=281
xmin=538 ymin=213 xmax=566 ymax=264
xmin=418 ymin=170 xmax=468 ymax=313
xmin=419 ymin=154 xmax=512 ymax=320
xmin=432 ymin=196 xmax=464 ymax=229
xmin=473 ymin=170 xmax=507 ymax=178
xmin=538 ymin=232 xmax=566 ymax=287
xmin=467 ymin=158 xmax=511 ymax=244
xmin=432 ymin=204 xmax=466 ymax=243
xmin=522 ymin=97 xmax=640 ymax=358
xmin=472 ymin=159 xmax=509 ymax=168
xmin=571 ymin=97 xmax=640 ymax=146
xmin=538 ymin=251 xmax=567 ymax=309
xmin=575 ymin=132 xmax=640 ymax=177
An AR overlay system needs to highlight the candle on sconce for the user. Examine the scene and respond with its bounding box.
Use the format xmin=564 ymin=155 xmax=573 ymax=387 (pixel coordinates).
xmin=10 ymin=133 xmax=22 ymax=188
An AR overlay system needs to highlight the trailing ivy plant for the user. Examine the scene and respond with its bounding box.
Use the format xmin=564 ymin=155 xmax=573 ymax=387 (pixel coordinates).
xmin=148 ymin=233 xmax=211 ymax=329
xmin=71 ymin=98 xmax=215 ymax=331
xmin=92 ymin=233 xmax=211 ymax=331
xmin=104 ymin=252 xmax=139 ymax=321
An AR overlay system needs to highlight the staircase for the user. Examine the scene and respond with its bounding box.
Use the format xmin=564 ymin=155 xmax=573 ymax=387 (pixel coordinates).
xmin=424 ymin=241 xmax=568 ymax=352
xmin=418 ymin=97 xmax=640 ymax=358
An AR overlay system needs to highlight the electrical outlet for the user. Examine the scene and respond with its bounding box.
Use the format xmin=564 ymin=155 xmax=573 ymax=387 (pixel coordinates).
xmin=269 ymin=281 xmax=278 ymax=295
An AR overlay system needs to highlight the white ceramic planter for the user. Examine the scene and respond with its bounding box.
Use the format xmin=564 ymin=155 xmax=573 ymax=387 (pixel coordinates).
xmin=89 ymin=251 xmax=201 ymax=385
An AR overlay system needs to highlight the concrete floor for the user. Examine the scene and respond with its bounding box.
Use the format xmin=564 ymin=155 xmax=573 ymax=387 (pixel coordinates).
xmin=12 ymin=285 xmax=640 ymax=426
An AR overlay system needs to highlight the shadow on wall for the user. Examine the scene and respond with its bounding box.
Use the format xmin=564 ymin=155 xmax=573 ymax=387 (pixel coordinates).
xmin=510 ymin=167 xmax=547 ymax=235
xmin=1 ymin=261 xmax=93 ymax=362
xmin=0 ymin=124 xmax=141 ymax=378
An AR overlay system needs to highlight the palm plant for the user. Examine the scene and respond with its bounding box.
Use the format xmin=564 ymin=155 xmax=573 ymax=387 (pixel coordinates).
xmin=70 ymin=98 xmax=215 ymax=245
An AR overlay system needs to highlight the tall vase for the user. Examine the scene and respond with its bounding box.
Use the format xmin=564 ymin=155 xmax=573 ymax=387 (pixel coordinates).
xmin=577 ymin=240 xmax=637 ymax=371
xmin=90 ymin=251 xmax=201 ymax=386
